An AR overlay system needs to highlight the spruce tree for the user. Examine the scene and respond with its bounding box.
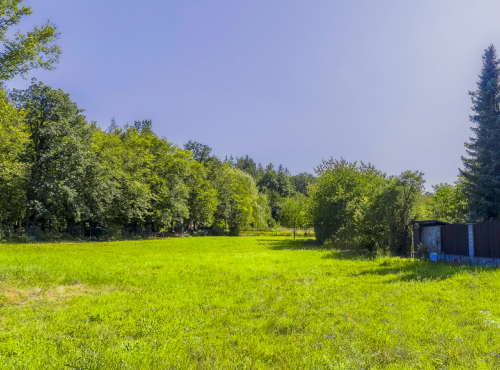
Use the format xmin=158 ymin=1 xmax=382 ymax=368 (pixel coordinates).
xmin=461 ymin=44 xmax=500 ymax=220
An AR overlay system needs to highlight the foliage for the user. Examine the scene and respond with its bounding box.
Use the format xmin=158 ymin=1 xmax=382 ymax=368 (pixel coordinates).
xmin=309 ymin=158 xmax=424 ymax=255
xmin=184 ymin=140 xmax=212 ymax=165
xmin=0 ymin=0 xmax=60 ymax=81
xmin=257 ymin=165 xmax=295 ymax=219
xmin=0 ymin=89 xmax=26 ymax=178
xmin=0 ymin=88 xmax=27 ymax=227
xmin=278 ymin=193 xmax=311 ymax=239
xmin=416 ymin=242 xmax=430 ymax=259
xmin=461 ymin=45 xmax=500 ymax=220
xmin=359 ymin=171 xmax=425 ymax=255
xmin=12 ymin=81 xmax=94 ymax=233
xmin=186 ymin=166 xmax=218 ymax=228
xmin=250 ymin=192 xmax=272 ymax=230
xmin=0 ymin=80 xmax=263 ymax=238
xmin=89 ymin=126 xmax=155 ymax=231
xmin=0 ymin=76 xmax=271 ymax=238
xmin=290 ymin=172 xmax=317 ymax=195
xmin=90 ymin=126 xmax=221 ymax=234
xmin=211 ymin=163 xmax=270 ymax=235
xmin=428 ymin=182 xmax=467 ymax=223
xmin=309 ymin=159 xmax=381 ymax=245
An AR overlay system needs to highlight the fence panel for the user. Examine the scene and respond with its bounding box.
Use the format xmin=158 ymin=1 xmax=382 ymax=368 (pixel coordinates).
xmin=441 ymin=224 xmax=469 ymax=256
xmin=473 ymin=222 xmax=500 ymax=258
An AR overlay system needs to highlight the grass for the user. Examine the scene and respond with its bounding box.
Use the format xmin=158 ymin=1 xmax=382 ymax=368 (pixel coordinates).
xmin=0 ymin=236 xmax=498 ymax=369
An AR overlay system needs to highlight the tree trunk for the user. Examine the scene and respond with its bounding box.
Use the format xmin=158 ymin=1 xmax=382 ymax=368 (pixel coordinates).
xmin=24 ymin=205 xmax=30 ymax=234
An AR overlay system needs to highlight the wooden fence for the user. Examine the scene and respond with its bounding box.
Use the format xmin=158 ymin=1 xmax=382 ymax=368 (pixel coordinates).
xmin=439 ymin=221 xmax=500 ymax=258
xmin=473 ymin=222 xmax=500 ymax=258
xmin=441 ymin=224 xmax=469 ymax=256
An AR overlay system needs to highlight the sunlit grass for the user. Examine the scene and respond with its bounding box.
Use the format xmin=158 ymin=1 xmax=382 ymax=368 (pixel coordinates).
xmin=0 ymin=236 xmax=498 ymax=369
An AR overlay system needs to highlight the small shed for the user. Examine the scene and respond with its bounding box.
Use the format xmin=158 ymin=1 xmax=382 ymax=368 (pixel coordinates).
xmin=412 ymin=220 xmax=449 ymax=254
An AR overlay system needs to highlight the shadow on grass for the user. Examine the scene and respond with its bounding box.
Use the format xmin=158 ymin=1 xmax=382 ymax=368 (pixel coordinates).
xmin=322 ymin=249 xmax=499 ymax=281
xmin=356 ymin=259 xmax=497 ymax=282
xmin=264 ymin=238 xmax=326 ymax=251
xmin=265 ymin=239 xmax=499 ymax=282
xmin=266 ymin=240 xmax=377 ymax=259
xmin=321 ymin=250 xmax=376 ymax=261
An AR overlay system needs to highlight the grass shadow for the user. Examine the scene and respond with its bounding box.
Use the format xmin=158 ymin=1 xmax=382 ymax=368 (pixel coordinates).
xmin=320 ymin=248 xmax=499 ymax=281
xmin=356 ymin=259 xmax=498 ymax=282
xmin=321 ymin=250 xmax=376 ymax=261
xmin=265 ymin=238 xmax=326 ymax=251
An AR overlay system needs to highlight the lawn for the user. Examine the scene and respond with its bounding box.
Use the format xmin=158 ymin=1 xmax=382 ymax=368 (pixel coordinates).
xmin=0 ymin=236 xmax=498 ymax=369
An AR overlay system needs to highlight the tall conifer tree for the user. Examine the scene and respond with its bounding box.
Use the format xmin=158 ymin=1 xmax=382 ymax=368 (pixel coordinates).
xmin=461 ymin=45 xmax=500 ymax=220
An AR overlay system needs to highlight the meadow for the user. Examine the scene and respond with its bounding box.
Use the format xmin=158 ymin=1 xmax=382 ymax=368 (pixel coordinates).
xmin=0 ymin=236 xmax=499 ymax=369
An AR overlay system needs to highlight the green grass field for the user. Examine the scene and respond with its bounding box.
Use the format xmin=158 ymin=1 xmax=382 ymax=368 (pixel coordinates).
xmin=0 ymin=236 xmax=499 ymax=369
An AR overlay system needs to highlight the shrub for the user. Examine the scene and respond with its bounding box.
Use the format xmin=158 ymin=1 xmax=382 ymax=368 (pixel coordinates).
xmin=309 ymin=159 xmax=424 ymax=256
xmin=416 ymin=243 xmax=430 ymax=260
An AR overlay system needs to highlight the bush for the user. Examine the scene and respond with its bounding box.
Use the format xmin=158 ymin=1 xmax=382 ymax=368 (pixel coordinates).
xmin=193 ymin=229 xmax=208 ymax=237
xmin=416 ymin=243 xmax=430 ymax=260
xmin=309 ymin=159 xmax=424 ymax=256
xmin=209 ymin=225 xmax=225 ymax=236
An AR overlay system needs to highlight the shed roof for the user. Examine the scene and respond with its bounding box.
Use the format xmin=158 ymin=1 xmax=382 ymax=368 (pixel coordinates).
xmin=412 ymin=220 xmax=449 ymax=226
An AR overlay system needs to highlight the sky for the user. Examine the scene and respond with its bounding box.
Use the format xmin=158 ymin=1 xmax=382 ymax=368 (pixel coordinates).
xmin=9 ymin=0 xmax=500 ymax=187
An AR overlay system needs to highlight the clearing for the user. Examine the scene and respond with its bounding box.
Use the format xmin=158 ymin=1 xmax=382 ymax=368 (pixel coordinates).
xmin=0 ymin=236 xmax=498 ymax=369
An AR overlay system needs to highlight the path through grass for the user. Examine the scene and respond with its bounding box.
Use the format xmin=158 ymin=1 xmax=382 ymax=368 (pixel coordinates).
xmin=0 ymin=237 xmax=498 ymax=369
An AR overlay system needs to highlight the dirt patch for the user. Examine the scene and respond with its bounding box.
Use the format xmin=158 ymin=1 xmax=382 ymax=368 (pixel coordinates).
xmin=0 ymin=283 xmax=115 ymax=306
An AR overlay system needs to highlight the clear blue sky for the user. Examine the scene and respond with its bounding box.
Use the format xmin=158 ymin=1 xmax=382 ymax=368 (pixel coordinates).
xmin=10 ymin=0 xmax=500 ymax=187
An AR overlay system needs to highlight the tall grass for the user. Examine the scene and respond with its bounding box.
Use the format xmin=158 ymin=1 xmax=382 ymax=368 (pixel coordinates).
xmin=0 ymin=236 xmax=498 ymax=369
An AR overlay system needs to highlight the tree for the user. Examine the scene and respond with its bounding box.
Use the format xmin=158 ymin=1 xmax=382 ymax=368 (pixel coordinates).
xmin=353 ymin=170 xmax=425 ymax=255
xmin=235 ymin=155 xmax=261 ymax=181
xmin=133 ymin=119 xmax=153 ymax=134
xmin=0 ymin=0 xmax=60 ymax=234
xmin=257 ymin=165 xmax=294 ymax=219
xmin=309 ymin=159 xmax=375 ymax=244
xmin=184 ymin=140 xmax=212 ymax=165
xmin=278 ymin=194 xmax=310 ymax=240
xmin=428 ymin=182 xmax=467 ymax=223
xmin=12 ymin=81 xmax=94 ymax=233
xmin=186 ymin=171 xmax=218 ymax=229
xmin=257 ymin=168 xmax=280 ymax=218
xmin=0 ymin=88 xmax=27 ymax=231
xmin=309 ymin=158 xmax=424 ymax=255
xmin=276 ymin=171 xmax=294 ymax=198
xmin=0 ymin=1 xmax=60 ymax=81
xmin=290 ymin=172 xmax=316 ymax=195
xmin=0 ymin=88 xmax=26 ymax=181
xmin=84 ymin=126 xmax=153 ymax=235
xmin=392 ymin=172 xmax=425 ymax=254
xmin=251 ymin=192 xmax=272 ymax=230
xmin=211 ymin=163 xmax=270 ymax=235
xmin=257 ymin=163 xmax=265 ymax=178
xmin=461 ymin=45 xmax=500 ymax=220
xmin=86 ymin=123 xmax=219 ymax=236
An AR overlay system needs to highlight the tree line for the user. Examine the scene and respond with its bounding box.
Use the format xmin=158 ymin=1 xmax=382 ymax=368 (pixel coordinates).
xmin=0 ymin=80 xmax=322 ymax=239
xmin=0 ymin=72 xmax=467 ymax=247
xmin=0 ymin=1 xmax=323 ymax=240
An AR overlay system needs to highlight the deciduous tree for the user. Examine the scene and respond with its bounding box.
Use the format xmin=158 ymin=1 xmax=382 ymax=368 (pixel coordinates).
xmin=0 ymin=88 xmax=27 ymax=230
xmin=0 ymin=1 xmax=60 ymax=81
xmin=278 ymin=194 xmax=310 ymax=240
xmin=12 ymin=81 xmax=93 ymax=233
